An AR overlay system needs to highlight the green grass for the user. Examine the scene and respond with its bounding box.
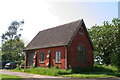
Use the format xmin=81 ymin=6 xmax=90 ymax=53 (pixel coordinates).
xmin=62 ymin=74 xmax=114 ymax=78
xmin=13 ymin=65 xmax=120 ymax=78
xmin=1 ymin=74 xmax=24 ymax=80
xmin=14 ymin=67 xmax=72 ymax=76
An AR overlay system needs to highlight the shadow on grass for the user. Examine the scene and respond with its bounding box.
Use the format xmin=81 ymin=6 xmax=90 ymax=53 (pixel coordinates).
xmin=59 ymin=66 xmax=120 ymax=77
xmin=78 ymin=72 xmax=120 ymax=77
xmin=71 ymin=66 xmax=113 ymax=73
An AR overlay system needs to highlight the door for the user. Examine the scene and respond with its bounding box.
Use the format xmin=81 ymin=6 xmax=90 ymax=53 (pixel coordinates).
xmin=26 ymin=52 xmax=34 ymax=68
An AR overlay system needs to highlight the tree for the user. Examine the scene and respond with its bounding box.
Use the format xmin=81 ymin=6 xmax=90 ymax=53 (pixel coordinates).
xmin=0 ymin=50 xmax=3 ymax=61
xmin=88 ymin=18 xmax=120 ymax=68
xmin=1 ymin=20 xmax=24 ymax=61
xmin=1 ymin=20 xmax=24 ymax=44
xmin=2 ymin=39 xmax=24 ymax=61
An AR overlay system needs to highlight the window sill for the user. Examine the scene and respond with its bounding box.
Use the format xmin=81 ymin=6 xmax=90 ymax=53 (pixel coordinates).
xmin=55 ymin=62 xmax=61 ymax=64
xmin=40 ymin=62 xmax=45 ymax=64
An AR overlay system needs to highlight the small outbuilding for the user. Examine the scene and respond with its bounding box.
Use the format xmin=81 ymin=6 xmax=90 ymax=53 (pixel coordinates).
xmin=24 ymin=19 xmax=94 ymax=69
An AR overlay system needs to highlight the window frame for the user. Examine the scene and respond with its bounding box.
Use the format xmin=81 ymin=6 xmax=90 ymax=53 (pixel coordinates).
xmin=55 ymin=51 xmax=61 ymax=63
xmin=40 ymin=53 xmax=44 ymax=63
xmin=78 ymin=45 xmax=86 ymax=63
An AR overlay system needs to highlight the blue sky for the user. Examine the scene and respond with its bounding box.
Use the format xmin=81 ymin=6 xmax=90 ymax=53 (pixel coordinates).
xmin=49 ymin=2 xmax=117 ymax=27
xmin=118 ymin=1 xmax=120 ymax=19
xmin=0 ymin=0 xmax=118 ymax=46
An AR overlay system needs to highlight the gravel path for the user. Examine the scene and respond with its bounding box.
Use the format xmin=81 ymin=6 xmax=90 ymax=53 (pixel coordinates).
xmin=0 ymin=70 xmax=120 ymax=80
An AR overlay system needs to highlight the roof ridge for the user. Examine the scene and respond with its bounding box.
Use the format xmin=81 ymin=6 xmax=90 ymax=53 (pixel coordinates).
xmin=38 ymin=19 xmax=82 ymax=33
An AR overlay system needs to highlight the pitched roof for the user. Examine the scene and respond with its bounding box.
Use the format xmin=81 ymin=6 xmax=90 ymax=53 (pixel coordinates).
xmin=24 ymin=19 xmax=84 ymax=50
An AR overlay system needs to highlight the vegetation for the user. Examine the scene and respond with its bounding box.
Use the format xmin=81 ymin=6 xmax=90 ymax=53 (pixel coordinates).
xmin=2 ymin=39 xmax=24 ymax=61
xmin=13 ymin=65 xmax=120 ymax=78
xmin=1 ymin=20 xmax=25 ymax=61
xmin=63 ymin=74 xmax=115 ymax=78
xmin=1 ymin=74 xmax=24 ymax=80
xmin=0 ymin=50 xmax=2 ymax=60
xmin=88 ymin=18 xmax=120 ymax=70
xmin=14 ymin=67 xmax=72 ymax=76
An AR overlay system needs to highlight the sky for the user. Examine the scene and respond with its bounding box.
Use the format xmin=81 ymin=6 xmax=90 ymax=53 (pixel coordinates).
xmin=118 ymin=1 xmax=120 ymax=19
xmin=0 ymin=0 xmax=119 ymax=46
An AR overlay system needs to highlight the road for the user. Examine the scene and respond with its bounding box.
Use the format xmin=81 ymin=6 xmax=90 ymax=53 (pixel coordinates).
xmin=0 ymin=70 xmax=120 ymax=80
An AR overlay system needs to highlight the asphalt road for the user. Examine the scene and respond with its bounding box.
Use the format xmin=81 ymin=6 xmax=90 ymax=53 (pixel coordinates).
xmin=0 ymin=70 xmax=120 ymax=80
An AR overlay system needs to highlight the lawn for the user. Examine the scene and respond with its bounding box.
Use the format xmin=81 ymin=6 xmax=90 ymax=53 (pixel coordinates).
xmin=62 ymin=73 xmax=114 ymax=78
xmin=1 ymin=74 xmax=24 ymax=80
xmin=13 ymin=65 xmax=120 ymax=78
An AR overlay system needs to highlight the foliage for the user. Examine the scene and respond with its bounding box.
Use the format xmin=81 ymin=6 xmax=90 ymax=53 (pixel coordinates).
xmin=1 ymin=20 xmax=25 ymax=61
xmin=2 ymin=39 xmax=24 ymax=61
xmin=13 ymin=65 xmax=120 ymax=78
xmin=88 ymin=18 xmax=120 ymax=70
xmin=0 ymin=50 xmax=3 ymax=60
xmin=1 ymin=20 xmax=24 ymax=44
xmin=1 ymin=74 xmax=24 ymax=80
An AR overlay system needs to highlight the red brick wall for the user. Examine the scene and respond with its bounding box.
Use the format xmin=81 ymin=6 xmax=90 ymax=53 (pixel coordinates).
xmin=67 ymin=26 xmax=93 ymax=68
xmin=34 ymin=46 xmax=66 ymax=69
xmin=25 ymin=25 xmax=93 ymax=69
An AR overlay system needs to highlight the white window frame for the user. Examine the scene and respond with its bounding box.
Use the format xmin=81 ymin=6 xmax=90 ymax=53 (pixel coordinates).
xmin=40 ymin=53 xmax=44 ymax=63
xmin=55 ymin=51 xmax=61 ymax=63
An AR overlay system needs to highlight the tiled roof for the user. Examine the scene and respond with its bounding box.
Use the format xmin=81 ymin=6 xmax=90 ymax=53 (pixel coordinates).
xmin=25 ymin=19 xmax=83 ymax=50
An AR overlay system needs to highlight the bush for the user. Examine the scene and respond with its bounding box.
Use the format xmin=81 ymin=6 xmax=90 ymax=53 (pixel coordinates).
xmin=58 ymin=69 xmax=72 ymax=75
xmin=15 ymin=61 xmax=24 ymax=70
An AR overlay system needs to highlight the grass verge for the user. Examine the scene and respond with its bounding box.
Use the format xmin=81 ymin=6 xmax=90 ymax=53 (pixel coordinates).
xmin=1 ymin=74 xmax=24 ymax=80
xmin=12 ymin=65 xmax=120 ymax=78
xmin=62 ymin=74 xmax=114 ymax=78
xmin=14 ymin=67 xmax=72 ymax=76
